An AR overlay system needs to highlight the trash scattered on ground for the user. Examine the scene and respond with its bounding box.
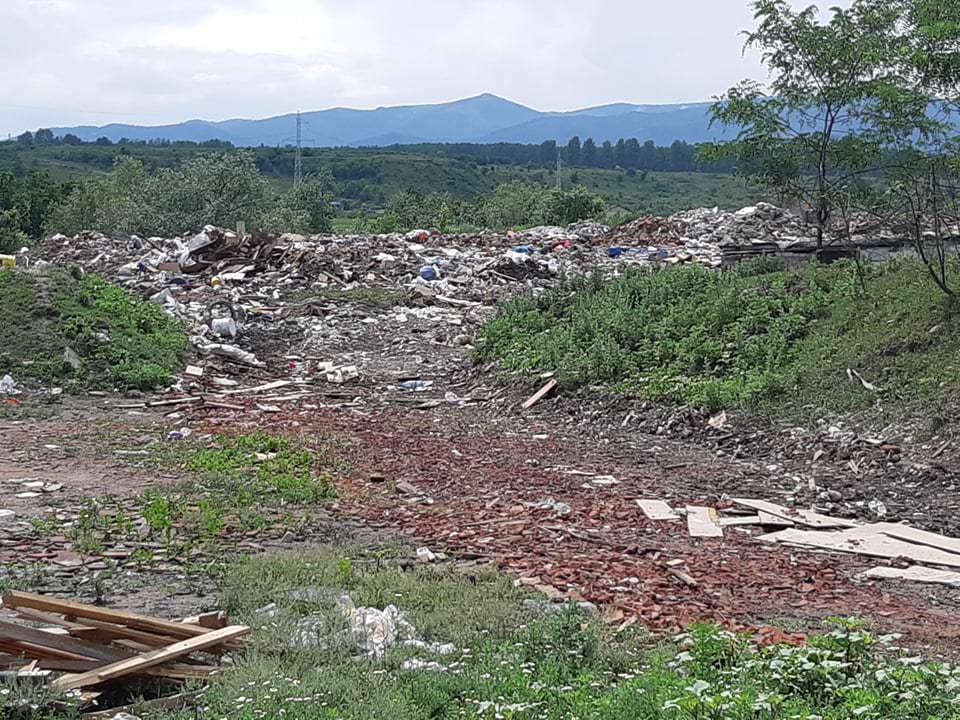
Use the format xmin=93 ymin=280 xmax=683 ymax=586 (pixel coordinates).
xmin=288 ymin=593 xmax=457 ymax=666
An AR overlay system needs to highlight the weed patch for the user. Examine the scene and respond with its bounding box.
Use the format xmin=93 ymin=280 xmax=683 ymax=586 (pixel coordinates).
xmin=138 ymin=550 xmax=960 ymax=720
xmin=478 ymin=258 xmax=960 ymax=419
xmin=0 ymin=267 xmax=188 ymax=391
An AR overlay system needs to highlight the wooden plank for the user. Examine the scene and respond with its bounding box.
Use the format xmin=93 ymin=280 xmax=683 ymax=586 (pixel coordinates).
xmin=686 ymin=506 xmax=723 ymax=538
xmin=718 ymin=515 xmax=762 ymax=527
xmin=82 ymin=690 xmax=202 ymax=720
xmin=878 ymin=524 xmax=960 ymax=557
xmin=522 ymin=379 xmax=558 ymax=410
xmin=51 ymin=625 xmax=248 ymax=691
xmin=2 ymin=591 xmax=209 ymax=640
xmin=636 ymin=499 xmax=679 ymax=521
xmin=858 ymin=565 xmax=960 ymax=587
xmin=758 ymin=511 xmax=794 ymax=527
xmin=758 ymin=527 xmax=960 ymax=568
xmin=180 ymin=611 xmax=228 ymax=629
xmin=731 ymin=498 xmax=859 ymax=529
xmin=0 ymin=619 xmax=128 ymax=663
xmin=0 ymin=639 xmax=100 ymax=663
xmin=220 ymin=380 xmax=293 ymax=396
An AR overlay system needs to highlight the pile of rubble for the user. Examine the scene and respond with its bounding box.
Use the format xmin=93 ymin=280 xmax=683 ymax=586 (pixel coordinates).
xmin=13 ymin=202 xmax=927 ymax=388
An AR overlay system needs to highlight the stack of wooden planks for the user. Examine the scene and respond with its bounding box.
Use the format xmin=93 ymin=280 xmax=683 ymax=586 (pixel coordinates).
xmin=0 ymin=591 xmax=248 ymax=692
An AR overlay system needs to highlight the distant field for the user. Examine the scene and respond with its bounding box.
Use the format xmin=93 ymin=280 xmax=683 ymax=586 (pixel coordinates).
xmin=0 ymin=142 xmax=759 ymax=216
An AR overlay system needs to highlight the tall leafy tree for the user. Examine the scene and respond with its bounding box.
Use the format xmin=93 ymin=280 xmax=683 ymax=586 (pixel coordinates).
xmin=708 ymin=0 xmax=931 ymax=248
xmin=581 ymin=138 xmax=598 ymax=166
xmin=565 ymin=136 xmax=582 ymax=165
xmin=599 ymin=140 xmax=614 ymax=168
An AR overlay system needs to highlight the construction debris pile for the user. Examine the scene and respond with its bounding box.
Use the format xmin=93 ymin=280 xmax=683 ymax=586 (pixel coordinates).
xmin=641 ymin=496 xmax=960 ymax=586
xmin=0 ymin=591 xmax=246 ymax=711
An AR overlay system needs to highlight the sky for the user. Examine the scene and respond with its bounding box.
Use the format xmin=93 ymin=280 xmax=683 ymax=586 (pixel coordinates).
xmin=1 ymin=0 xmax=841 ymax=136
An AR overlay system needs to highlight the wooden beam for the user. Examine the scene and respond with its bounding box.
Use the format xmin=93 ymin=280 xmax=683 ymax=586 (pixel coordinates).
xmin=52 ymin=625 xmax=248 ymax=691
xmin=522 ymin=378 xmax=558 ymax=410
xmin=2 ymin=591 xmax=209 ymax=640
xmin=0 ymin=619 xmax=129 ymax=663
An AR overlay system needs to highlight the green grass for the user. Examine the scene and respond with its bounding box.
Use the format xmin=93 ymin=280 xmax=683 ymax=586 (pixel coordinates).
xmin=478 ymin=258 xmax=960 ymax=421
xmin=0 ymin=268 xmax=188 ymax=391
xmin=185 ymin=432 xmax=338 ymax=504
xmin=25 ymin=548 xmax=953 ymax=720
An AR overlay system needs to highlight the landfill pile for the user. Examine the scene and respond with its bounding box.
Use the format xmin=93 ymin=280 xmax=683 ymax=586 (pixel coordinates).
xmin=23 ymin=219 xmax=726 ymax=390
xmin=15 ymin=202 xmax=923 ymax=394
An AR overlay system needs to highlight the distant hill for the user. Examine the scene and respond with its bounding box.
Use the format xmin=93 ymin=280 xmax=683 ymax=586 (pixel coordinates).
xmin=51 ymin=94 xmax=735 ymax=148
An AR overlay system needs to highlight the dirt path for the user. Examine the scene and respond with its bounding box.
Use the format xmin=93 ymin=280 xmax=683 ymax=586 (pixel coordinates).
xmin=185 ymin=400 xmax=956 ymax=648
xmin=3 ymin=286 xmax=959 ymax=651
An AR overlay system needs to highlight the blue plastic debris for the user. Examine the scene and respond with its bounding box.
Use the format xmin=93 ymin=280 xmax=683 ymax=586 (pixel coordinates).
xmin=513 ymin=245 xmax=533 ymax=254
xmin=607 ymin=247 xmax=624 ymax=258
xmin=419 ymin=266 xmax=439 ymax=281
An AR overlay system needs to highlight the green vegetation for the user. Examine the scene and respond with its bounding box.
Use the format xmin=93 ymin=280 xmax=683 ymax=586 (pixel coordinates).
xmin=709 ymin=0 xmax=960 ymax=295
xmin=46 ymin=153 xmax=335 ymax=238
xmin=0 ymin=170 xmax=65 ymax=252
xmin=0 ymin=141 xmax=757 ymax=240
xmin=0 ymin=268 xmax=188 ymax=390
xmin=32 ymin=548 xmax=953 ymax=720
xmin=185 ymin=432 xmax=337 ymax=504
xmin=19 ymin=432 xmax=340 ymax=567
xmin=371 ymin=183 xmax=605 ymax=233
xmin=478 ymin=259 xmax=960 ymax=419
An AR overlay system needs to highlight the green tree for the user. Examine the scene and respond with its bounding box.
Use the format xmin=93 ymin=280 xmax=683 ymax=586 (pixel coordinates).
xmin=565 ymin=136 xmax=582 ymax=165
xmin=582 ymin=138 xmax=598 ymax=166
xmin=599 ymin=140 xmax=614 ymax=168
xmin=614 ymin=138 xmax=627 ymax=167
xmin=539 ymin=140 xmax=558 ymax=166
xmin=708 ymin=0 xmax=930 ymax=248
xmin=262 ymin=171 xmax=337 ymax=233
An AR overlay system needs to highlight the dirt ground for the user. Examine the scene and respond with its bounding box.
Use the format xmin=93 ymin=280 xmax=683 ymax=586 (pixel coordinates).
xmin=2 ymin=376 xmax=959 ymax=653
xmin=2 ymin=275 xmax=959 ymax=653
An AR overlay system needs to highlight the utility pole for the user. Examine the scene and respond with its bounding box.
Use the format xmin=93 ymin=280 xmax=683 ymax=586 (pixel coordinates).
xmin=556 ymin=146 xmax=563 ymax=191
xmin=294 ymin=111 xmax=303 ymax=186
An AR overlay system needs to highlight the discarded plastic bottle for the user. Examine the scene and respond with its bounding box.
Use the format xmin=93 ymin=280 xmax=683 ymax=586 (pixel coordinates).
xmin=419 ymin=266 xmax=439 ymax=281
xmin=400 ymin=380 xmax=433 ymax=391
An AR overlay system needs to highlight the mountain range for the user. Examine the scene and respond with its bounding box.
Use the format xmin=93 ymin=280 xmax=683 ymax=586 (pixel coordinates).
xmin=51 ymin=94 xmax=735 ymax=148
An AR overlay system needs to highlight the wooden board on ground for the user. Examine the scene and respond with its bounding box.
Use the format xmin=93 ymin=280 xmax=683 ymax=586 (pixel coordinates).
xmin=758 ymin=527 xmax=960 ymax=568
xmin=878 ymin=524 xmax=960 ymax=557
xmin=2 ymin=591 xmax=209 ymax=640
xmin=0 ymin=620 xmax=129 ymax=663
xmin=719 ymin=515 xmax=762 ymax=527
xmin=522 ymin=379 xmax=558 ymax=410
xmin=731 ymin=498 xmax=859 ymax=529
xmin=858 ymin=565 xmax=960 ymax=587
xmin=758 ymin=511 xmax=794 ymax=527
xmin=51 ymin=625 xmax=249 ymax=691
xmin=636 ymin=499 xmax=679 ymax=521
xmin=686 ymin=506 xmax=723 ymax=538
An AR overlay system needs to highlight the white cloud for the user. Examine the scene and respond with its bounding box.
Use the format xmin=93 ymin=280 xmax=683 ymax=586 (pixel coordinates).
xmin=0 ymin=0 xmax=845 ymax=136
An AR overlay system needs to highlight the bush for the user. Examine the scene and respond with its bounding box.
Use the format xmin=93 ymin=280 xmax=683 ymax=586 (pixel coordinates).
xmin=478 ymin=258 xmax=960 ymax=416
xmin=46 ymin=154 xmax=337 ymax=237
xmin=0 ymin=268 xmax=188 ymax=391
